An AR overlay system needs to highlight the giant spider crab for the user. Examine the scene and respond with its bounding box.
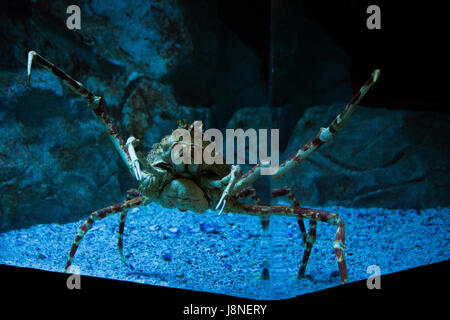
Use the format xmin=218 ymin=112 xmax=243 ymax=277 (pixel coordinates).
xmin=27 ymin=51 xmax=380 ymax=284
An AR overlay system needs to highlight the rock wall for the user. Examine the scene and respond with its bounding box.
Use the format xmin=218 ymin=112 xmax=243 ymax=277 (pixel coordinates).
xmin=0 ymin=68 xmax=124 ymax=231
xmin=0 ymin=0 xmax=261 ymax=231
xmin=273 ymin=104 xmax=450 ymax=209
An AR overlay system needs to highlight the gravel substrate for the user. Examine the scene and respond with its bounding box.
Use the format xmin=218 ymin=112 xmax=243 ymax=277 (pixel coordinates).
xmin=0 ymin=204 xmax=449 ymax=299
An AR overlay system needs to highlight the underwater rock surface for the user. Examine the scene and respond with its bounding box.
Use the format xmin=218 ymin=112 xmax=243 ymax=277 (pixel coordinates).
xmin=1 ymin=0 xmax=352 ymax=125
xmin=0 ymin=68 xmax=124 ymax=232
xmin=121 ymin=78 xmax=211 ymax=149
xmin=1 ymin=0 xmax=266 ymax=116
xmin=0 ymin=203 xmax=448 ymax=299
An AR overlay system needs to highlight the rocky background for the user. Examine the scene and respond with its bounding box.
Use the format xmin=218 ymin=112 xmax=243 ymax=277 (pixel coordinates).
xmin=0 ymin=0 xmax=448 ymax=232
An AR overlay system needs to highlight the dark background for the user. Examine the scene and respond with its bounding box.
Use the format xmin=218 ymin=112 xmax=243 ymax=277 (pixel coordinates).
xmin=3 ymin=0 xmax=448 ymax=113
xmin=218 ymin=0 xmax=449 ymax=114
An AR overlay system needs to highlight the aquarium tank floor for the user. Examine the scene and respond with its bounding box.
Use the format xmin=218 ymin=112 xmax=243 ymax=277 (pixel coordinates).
xmin=0 ymin=203 xmax=448 ymax=299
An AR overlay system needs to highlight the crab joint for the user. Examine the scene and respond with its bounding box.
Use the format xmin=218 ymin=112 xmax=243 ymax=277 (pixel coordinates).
xmin=126 ymin=136 xmax=142 ymax=181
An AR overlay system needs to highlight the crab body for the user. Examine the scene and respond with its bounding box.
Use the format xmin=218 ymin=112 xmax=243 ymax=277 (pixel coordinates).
xmin=137 ymin=122 xmax=236 ymax=213
xmin=27 ymin=50 xmax=380 ymax=285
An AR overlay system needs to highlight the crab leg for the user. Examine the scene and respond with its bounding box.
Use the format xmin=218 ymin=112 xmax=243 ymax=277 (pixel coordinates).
xmin=271 ymin=187 xmax=308 ymax=244
xmin=238 ymin=203 xmax=347 ymax=284
xmin=27 ymin=51 xmax=142 ymax=181
xmin=298 ymin=219 xmax=317 ymax=278
xmin=235 ymin=187 xmax=271 ymax=230
xmin=236 ymin=187 xmax=263 ymax=205
xmin=117 ymin=211 xmax=130 ymax=268
xmin=270 ymin=187 xmax=317 ymax=277
xmin=274 ymin=69 xmax=380 ymax=180
xmin=232 ymin=69 xmax=381 ymax=193
xmin=116 ymin=188 xmax=142 ymax=270
xmin=64 ymin=196 xmax=145 ymax=272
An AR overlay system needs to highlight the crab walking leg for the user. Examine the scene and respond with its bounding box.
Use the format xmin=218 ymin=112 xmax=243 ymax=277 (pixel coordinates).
xmin=64 ymin=196 xmax=145 ymax=272
xmin=236 ymin=187 xmax=271 ymax=230
xmin=298 ymin=219 xmax=317 ymax=278
xmin=239 ymin=203 xmax=348 ymax=284
xmin=232 ymin=69 xmax=381 ymax=193
xmin=117 ymin=212 xmax=129 ymax=267
xmin=271 ymin=187 xmax=308 ymax=245
xmin=232 ymin=161 xmax=270 ymax=196
xmin=27 ymin=51 xmax=141 ymax=180
xmin=116 ymin=189 xmax=142 ymax=270
xmin=269 ymin=187 xmax=318 ymax=278
xmin=236 ymin=187 xmax=262 ymax=205
xmin=274 ymin=69 xmax=381 ymax=180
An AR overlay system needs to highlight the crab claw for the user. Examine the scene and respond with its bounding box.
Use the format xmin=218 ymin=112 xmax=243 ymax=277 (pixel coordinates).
xmin=372 ymin=69 xmax=381 ymax=83
xmin=216 ymin=189 xmax=228 ymax=211
xmin=27 ymin=51 xmax=37 ymax=83
xmin=216 ymin=165 xmax=241 ymax=215
xmin=126 ymin=136 xmax=142 ymax=181
xmin=216 ymin=199 xmax=226 ymax=215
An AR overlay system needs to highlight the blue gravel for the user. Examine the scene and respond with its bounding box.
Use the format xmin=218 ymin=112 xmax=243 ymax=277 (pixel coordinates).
xmin=0 ymin=203 xmax=449 ymax=299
